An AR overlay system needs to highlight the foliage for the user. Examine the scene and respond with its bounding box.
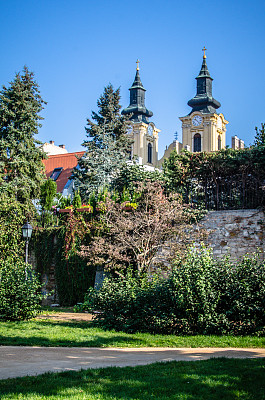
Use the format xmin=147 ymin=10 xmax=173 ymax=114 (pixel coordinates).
xmin=0 ymin=193 xmax=32 ymax=263
xmin=79 ymin=181 xmax=190 ymax=276
xmin=0 ymin=259 xmax=42 ymax=321
xmin=72 ymin=190 xmax=82 ymax=209
xmin=162 ymin=146 xmax=265 ymax=209
xmin=0 ymin=66 xmax=46 ymax=205
xmin=254 ymin=122 xmax=265 ymax=146
xmin=39 ymin=179 xmax=57 ymax=227
xmin=40 ymin=179 xmax=57 ymax=211
xmin=73 ymin=84 xmax=133 ymax=200
xmin=33 ymin=218 xmax=96 ymax=306
xmin=78 ymin=248 xmax=265 ymax=335
xmin=111 ymin=161 xmax=164 ymax=195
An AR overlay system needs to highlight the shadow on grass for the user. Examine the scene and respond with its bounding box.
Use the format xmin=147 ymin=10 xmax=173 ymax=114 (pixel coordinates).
xmin=0 ymin=358 xmax=264 ymax=400
xmin=0 ymin=320 xmax=144 ymax=347
xmin=1 ymin=319 xmax=265 ymax=348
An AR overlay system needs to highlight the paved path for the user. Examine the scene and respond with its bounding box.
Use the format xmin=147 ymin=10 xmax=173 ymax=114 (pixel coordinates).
xmin=1 ymin=346 xmax=265 ymax=380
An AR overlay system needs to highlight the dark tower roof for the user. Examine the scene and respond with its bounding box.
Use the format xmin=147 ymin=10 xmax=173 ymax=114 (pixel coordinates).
xmin=187 ymin=48 xmax=221 ymax=114
xmin=122 ymin=60 xmax=153 ymax=123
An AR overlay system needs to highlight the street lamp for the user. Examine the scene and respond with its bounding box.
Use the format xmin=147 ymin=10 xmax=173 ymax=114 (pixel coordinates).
xmin=22 ymin=221 xmax=33 ymax=264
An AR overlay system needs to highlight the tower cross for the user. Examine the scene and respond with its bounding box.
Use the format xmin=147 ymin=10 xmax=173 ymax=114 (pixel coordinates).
xmin=136 ymin=59 xmax=140 ymax=71
xmin=202 ymin=46 xmax=207 ymax=59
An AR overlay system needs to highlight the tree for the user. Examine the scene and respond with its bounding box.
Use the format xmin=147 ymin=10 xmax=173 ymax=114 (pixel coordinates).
xmin=39 ymin=179 xmax=57 ymax=227
xmin=73 ymin=84 xmax=132 ymax=200
xmin=111 ymin=161 xmax=164 ymax=195
xmin=40 ymin=179 xmax=57 ymax=211
xmin=0 ymin=193 xmax=27 ymax=264
xmin=0 ymin=66 xmax=46 ymax=205
xmin=254 ymin=123 xmax=265 ymax=147
xmin=79 ymin=181 xmax=190 ymax=276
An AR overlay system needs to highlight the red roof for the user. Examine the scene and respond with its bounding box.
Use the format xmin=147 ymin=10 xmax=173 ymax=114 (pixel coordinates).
xmin=42 ymin=151 xmax=85 ymax=192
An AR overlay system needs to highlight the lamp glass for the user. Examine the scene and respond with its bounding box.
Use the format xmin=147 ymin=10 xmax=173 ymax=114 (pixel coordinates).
xmin=22 ymin=222 xmax=33 ymax=240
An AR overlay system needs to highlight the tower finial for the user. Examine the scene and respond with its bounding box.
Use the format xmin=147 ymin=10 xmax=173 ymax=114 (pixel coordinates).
xmin=136 ymin=59 xmax=140 ymax=71
xmin=202 ymin=46 xmax=207 ymax=59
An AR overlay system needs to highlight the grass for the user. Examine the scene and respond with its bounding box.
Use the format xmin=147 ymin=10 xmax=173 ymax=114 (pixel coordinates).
xmin=0 ymin=319 xmax=264 ymax=348
xmin=0 ymin=358 xmax=265 ymax=399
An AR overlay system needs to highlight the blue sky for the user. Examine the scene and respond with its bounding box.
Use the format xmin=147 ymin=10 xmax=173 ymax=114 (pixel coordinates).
xmin=0 ymin=0 xmax=264 ymax=157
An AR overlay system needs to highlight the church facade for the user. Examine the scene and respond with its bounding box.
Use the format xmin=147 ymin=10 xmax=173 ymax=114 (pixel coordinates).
xmin=123 ymin=50 xmax=243 ymax=169
xmin=179 ymin=47 xmax=228 ymax=153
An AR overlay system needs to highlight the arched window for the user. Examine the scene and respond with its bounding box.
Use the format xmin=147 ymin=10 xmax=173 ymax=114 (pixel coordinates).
xmin=218 ymin=135 xmax=221 ymax=150
xmin=193 ymin=133 xmax=201 ymax=152
xmin=148 ymin=143 xmax=152 ymax=164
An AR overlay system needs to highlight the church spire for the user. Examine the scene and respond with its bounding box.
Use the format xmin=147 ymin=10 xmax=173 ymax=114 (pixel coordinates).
xmin=122 ymin=60 xmax=153 ymax=123
xmin=187 ymin=49 xmax=221 ymax=114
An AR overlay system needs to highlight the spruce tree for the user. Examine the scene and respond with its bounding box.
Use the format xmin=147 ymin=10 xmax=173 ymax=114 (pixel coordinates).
xmin=0 ymin=66 xmax=46 ymax=205
xmin=73 ymin=84 xmax=132 ymax=200
xmin=254 ymin=123 xmax=265 ymax=146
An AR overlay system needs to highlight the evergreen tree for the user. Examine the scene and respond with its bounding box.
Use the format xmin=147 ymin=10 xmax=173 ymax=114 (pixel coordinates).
xmin=39 ymin=179 xmax=57 ymax=211
xmin=254 ymin=123 xmax=265 ymax=146
xmin=0 ymin=66 xmax=46 ymax=204
xmin=73 ymin=84 xmax=132 ymax=200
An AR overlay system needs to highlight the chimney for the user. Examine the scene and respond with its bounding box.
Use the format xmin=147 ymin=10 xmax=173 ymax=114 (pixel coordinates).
xmin=59 ymin=144 xmax=65 ymax=149
xmin=49 ymin=140 xmax=55 ymax=145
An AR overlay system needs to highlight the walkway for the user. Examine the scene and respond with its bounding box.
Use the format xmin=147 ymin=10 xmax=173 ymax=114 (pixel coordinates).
xmin=1 ymin=346 xmax=265 ymax=380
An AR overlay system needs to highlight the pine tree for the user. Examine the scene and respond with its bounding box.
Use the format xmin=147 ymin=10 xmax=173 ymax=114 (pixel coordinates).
xmin=73 ymin=84 xmax=132 ymax=200
xmin=254 ymin=123 xmax=265 ymax=146
xmin=0 ymin=66 xmax=46 ymax=205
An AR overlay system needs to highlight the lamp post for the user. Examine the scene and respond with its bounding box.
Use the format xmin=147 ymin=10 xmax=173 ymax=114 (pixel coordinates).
xmin=22 ymin=221 xmax=33 ymax=264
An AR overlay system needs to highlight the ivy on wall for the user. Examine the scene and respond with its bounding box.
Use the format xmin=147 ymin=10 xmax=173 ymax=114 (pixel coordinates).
xmin=33 ymin=217 xmax=96 ymax=306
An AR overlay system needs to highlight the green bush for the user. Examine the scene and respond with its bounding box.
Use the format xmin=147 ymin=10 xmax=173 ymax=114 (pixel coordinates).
xmin=0 ymin=259 xmax=42 ymax=321
xmin=77 ymin=248 xmax=265 ymax=335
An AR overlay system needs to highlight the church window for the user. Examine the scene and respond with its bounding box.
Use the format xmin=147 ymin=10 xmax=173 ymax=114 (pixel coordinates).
xmin=193 ymin=133 xmax=201 ymax=152
xmin=218 ymin=135 xmax=221 ymax=150
xmin=218 ymin=135 xmax=222 ymax=150
xmin=148 ymin=143 xmax=152 ymax=163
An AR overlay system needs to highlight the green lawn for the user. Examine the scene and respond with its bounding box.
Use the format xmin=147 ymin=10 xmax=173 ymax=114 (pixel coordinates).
xmin=0 ymin=319 xmax=264 ymax=348
xmin=0 ymin=358 xmax=265 ymax=399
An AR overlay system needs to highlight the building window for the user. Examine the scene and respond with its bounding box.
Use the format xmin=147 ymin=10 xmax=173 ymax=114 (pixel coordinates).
xmin=218 ymin=135 xmax=221 ymax=150
xmin=193 ymin=133 xmax=201 ymax=152
xmin=148 ymin=143 xmax=152 ymax=164
xmin=50 ymin=167 xmax=63 ymax=181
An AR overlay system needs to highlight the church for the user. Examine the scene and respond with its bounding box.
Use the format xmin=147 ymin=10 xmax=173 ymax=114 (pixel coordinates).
xmin=43 ymin=48 xmax=244 ymax=193
xmin=121 ymin=48 xmax=244 ymax=168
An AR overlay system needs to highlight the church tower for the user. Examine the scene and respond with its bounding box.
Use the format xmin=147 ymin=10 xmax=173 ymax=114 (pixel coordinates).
xmin=122 ymin=60 xmax=160 ymax=167
xmin=179 ymin=48 xmax=228 ymax=152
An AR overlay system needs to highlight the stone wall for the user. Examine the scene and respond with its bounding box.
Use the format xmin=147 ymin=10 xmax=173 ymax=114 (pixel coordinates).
xmin=196 ymin=209 xmax=264 ymax=261
xmin=152 ymin=209 xmax=265 ymax=268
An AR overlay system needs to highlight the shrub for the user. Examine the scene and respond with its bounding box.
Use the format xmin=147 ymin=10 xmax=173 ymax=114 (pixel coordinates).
xmin=77 ymin=248 xmax=265 ymax=335
xmin=0 ymin=259 xmax=42 ymax=321
xmin=219 ymin=253 xmax=265 ymax=334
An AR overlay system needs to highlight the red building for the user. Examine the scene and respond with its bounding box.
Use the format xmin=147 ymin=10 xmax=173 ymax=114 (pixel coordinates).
xmin=43 ymin=151 xmax=85 ymax=193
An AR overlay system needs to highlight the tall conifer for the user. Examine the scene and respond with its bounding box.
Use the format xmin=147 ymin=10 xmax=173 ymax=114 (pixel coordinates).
xmin=73 ymin=84 xmax=132 ymax=200
xmin=0 ymin=66 xmax=46 ymax=204
xmin=254 ymin=123 xmax=265 ymax=147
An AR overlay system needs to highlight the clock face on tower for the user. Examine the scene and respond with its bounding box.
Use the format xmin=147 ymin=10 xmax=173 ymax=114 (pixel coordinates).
xmin=147 ymin=124 xmax=154 ymax=136
xmin=192 ymin=115 xmax=202 ymax=126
